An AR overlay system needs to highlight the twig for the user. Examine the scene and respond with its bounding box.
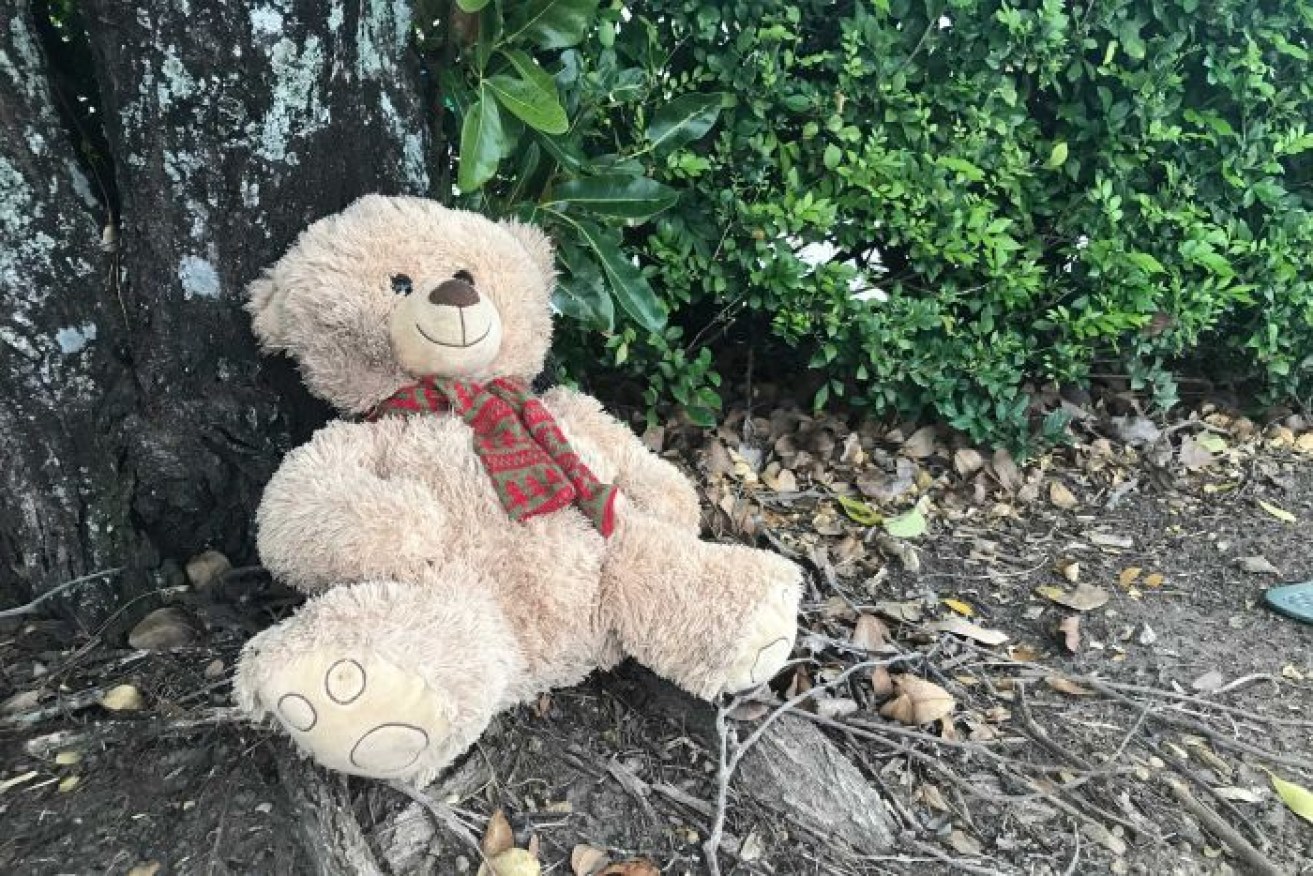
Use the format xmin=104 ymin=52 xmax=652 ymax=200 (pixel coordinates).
xmin=1061 ymin=821 xmax=1081 ymax=876
xmin=702 ymin=658 xmax=899 ymax=875
xmin=0 ymin=567 xmax=123 ymax=619
xmin=1016 ymin=682 xmax=1095 ymax=771
xmin=906 ymin=838 xmax=1019 ymax=876
xmin=23 ymin=707 xmax=240 ymax=758
xmin=387 ymin=780 xmax=492 ymax=869
xmin=1156 ymin=775 xmax=1286 ymax=876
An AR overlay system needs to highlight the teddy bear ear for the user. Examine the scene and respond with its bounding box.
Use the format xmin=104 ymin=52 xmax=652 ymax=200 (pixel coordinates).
xmin=246 ymin=275 xmax=286 ymax=350
xmin=499 ymin=219 xmax=557 ymax=283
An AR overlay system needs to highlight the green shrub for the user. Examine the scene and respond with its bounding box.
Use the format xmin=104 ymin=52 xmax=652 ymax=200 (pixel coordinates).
xmin=422 ymin=0 xmax=1313 ymax=445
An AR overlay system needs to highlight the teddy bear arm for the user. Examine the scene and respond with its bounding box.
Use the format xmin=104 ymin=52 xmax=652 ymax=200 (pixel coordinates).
xmin=542 ymin=386 xmax=701 ymax=532
xmin=256 ymin=424 xmax=450 ymax=592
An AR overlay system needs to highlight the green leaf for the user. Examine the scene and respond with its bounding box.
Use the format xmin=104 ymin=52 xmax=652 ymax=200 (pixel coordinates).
xmin=536 ymin=132 xmax=590 ymax=174
xmin=645 ymin=93 xmax=725 ymax=155
xmin=486 ymin=74 xmax=568 ymax=134
xmin=457 ymin=87 xmax=504 ymax=192
xmin=456 ymin=0 xmax=490 ymax=10
xmin=510 ymin=0 xmax=599 ymax=50
xmin=837 ymin=495 xmax=880 ymax=526
xmin=883 ymin=507 xmax=928 ymax=539
xmin=572 ymin=221 xmax=666 ymax=332
xmin=1126 ymin=252 xmax=1165 ymax=274
xmin=554 ymin=243 xmax=614 ymax=331
xmin=549 ymin=175 xmax=679 ymax=220
xmin=823 ymin=143 xmax=842 ymax=169
xmin=1269 ymin=772 xmax=1313 ymax=824
xmin=1047 ymin=141 xmax=1068 ymax=167
xmin=500 ymin=50 xmax=560 ymax=103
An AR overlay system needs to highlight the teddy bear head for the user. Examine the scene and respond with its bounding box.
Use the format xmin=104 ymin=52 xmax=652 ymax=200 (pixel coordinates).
xmin=248 ymin=195 xmax=556 ymax=414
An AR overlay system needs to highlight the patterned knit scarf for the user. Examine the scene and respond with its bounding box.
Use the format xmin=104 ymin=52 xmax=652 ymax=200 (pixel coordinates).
xmin=366 ymin=376 xmax=618 ymax=537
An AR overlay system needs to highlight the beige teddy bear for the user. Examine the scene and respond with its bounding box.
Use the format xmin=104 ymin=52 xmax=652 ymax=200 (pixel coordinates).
xmin=233 ymin=195 xmax=801 ymax=783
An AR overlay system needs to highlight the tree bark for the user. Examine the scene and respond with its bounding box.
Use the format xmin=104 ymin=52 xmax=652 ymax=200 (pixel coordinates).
xmin=0 ymin=0 xmax=431 ymax=623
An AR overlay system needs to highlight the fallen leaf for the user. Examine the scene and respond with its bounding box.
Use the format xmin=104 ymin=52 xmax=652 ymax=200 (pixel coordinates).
xmin=126 ymin=863 xmax=162 ymax=876
xmin=726 ymin=700 xmax=771 ymax=722
xmin=850 ymin=614 xmax=893 ymax=652
xmin=1056 ymin=558 xmax=1081 ymax=582
xmin=1191 ymin=670 xmax=1224 ymax=693
xmin=1036 ymin=582 xmax=1110 ymax=612
xmin=991 ymin=448 xmax=1024 ymax=492
xmin=1081 ymin=820 xmax=1128 ymax=855
xmin=1235 ymin=555 xmax=1281 ymax=575
xmin=1143 ymin=572 xmax=1164 ymax=588
xmin=927 ymin=617 xmax=1009 ymax=646
xmin=1137 ymin=624 xmax=1157 ymax=646
xmin=481 ymin=809 xmax=515 ymax=858
xmin=738 ymin=829 xmax=766 ymax=862
xmin=1269 ymin=772 xmax=1313 ymax=825
xmin=856 ymin=458 xmax=916 ymax=501
xmin=873 ymin=600 xmax=923 ymax=623
xmin=883 ymin=507 xmax=927 ymax=539
xmin=816 ymin=697 xmax=860 ymax=720
xmin=870 ymin=665 xmax=894 ymax=697
xmin=1178 ymin=436 xmax=1217 ymax=470
xmin=941 ymin=598 xmax=975 ymax=617
xmin=100 ymin=684 xmax=144 ymax=712
xmin=1 ymin=689 xmax=42 ymax=716
xmin=1049 ymin=481 xmax=1078 ymax=510
xmin=572 ymin=844 xmax=610 ymax=875
xmin=879 ymin=675 xmax=956 ymax=725
xmin=918 ymin=783 xmax=950 ymax=811
xmin=1045 ymin=675 xmax=1095 ymax=696
xmin=1058 ymin=616 xmax=1080 ymax=653
xmin=1089 ymin=531 xmax=1134 ymax=549
xmin=598 ymin=860 xmax=661 ymax=876
xmin=185 ymin=549 xmax=231 ymax=589
xmin=53 ymin=750 xmax=81 ymax=766
xmin=128 ymin=607 xmax=200 ymax=650
xmin=837 ymin=495 xmax=880 ymax=526
xmin=1210 ymin=786 xmax=1265 ymax=804
xmin=58 ymin=775 xmax=80 ymax=792
xmin=1113 ymin=415 xmax=1161 ymax=445
xmin=763 ymin=467 xmax=798 ymax=492
xmin=902 ymin=426 xmax=937 ymax=458
xmin=478 ymin=848 xmax=542 ymax=876
xmin=1196 ymin=433 xmax=1228 ymax=453
xmin=1258 ymin=499 xmax=1297 ymax=523
xmin=1118 ymin=567 xmax=1142 ymax=587
xmin=946 ymin=829 xmax=983 ymax=856
xmin=954 ymin=447 xmax=984 ymax=477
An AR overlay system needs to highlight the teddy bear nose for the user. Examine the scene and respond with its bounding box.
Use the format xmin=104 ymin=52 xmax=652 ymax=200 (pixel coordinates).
xmin=428 ymin=279 xmax=480 ymax=308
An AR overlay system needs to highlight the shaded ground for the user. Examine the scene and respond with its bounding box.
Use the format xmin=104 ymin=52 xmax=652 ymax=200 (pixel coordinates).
xmin=2 ymin=405 xmax=1312 ymax=875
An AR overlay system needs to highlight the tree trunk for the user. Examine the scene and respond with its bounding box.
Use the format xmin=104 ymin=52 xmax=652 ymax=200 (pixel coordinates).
xmin=0 ymin=0 xmax=431 ymax=624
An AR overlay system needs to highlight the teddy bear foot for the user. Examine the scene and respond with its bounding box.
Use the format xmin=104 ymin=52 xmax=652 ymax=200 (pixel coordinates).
xmin=253 ymin=649 xmax=453 ymax=780
xmin=721 ymin=564 xmax=801 ymax=694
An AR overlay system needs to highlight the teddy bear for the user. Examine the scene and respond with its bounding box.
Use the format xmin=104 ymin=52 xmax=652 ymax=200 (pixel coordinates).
xmin=233 ymin=195 xmax=802 ymax=783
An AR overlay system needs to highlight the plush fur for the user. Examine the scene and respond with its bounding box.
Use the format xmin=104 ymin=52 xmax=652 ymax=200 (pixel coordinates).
xmin=234 ymin=195 xmax=802 ymax=783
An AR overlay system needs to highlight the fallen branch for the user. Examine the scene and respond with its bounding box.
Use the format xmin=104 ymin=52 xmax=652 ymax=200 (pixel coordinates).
xmin=0 ymin=567 xmax=124 ymax=619
xmin=1156 ymin=775 xmax=1286 ymax=876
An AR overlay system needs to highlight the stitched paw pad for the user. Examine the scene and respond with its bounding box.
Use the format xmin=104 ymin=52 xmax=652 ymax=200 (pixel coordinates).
xmin=721 ymin=565 xmax=801 ymax=694
xmin=258 ymin=652 xmax=450 ymax=780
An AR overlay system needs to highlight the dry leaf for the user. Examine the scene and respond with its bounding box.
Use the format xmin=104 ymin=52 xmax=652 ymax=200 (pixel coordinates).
xmin=1044 ymin=675 xmax=1095 ymax=696
xmin=1178 ymin=436 xmax=1216 ymax=470
xmin=870 ymin=665 xmax=894 ymax=697
xmin=873 ymin=600 xmax=923 ymax=623
xmin=1 ymin=689 xmax=42 ymax=716
xmin=902 ymin=426 xmax=937 ymax=458
xmin=946 ymin=829 xmax=983 ymax=856
xmin=481 ymin=809 xmax=515 ymax=858
xmin=879 ymin=675 xmax=956 ymax=725
xmin=926 ymin=617 xmax=1009 ymax=646
xmin=126 ymin=863 xmax=162 ymax=876
xmin=1257 ymin=499 xmax=1297 ymax=523
xmin=100 ymin=684 xmax=144 ymax=712
xmin=953 ymin=447 xmax=985 ymax=477
xmin=726 ymin=700 xmax=771 ymax=722
xmin=1089 ymin=531 xmax=1134 ymax=549
xmin=1036 ymin=582 xmax=1110 ymax=612
xmin=185 ymin=549 xmax=231 ymax=589
xmin=572 ymin=844 xmax=611 ymax=876
xmin=991 ymin=448 xmax=1023 ymax=492
xmin=1056 ymin=558 xmax=1081 ymax=583
xmin=53 ymin=750 xmax=82 ymax=766
xmin=597 ymin=860 xmax=660 ymax=876
xmin=941 ymin=598 xmax=975 ymax=617
xmin=1081 ymin=821 xmax=1128 ymax=856
xmin=58 ymin=775 xmax=80 ymax=792
xmin=477 ymin=848 xmax=541 ymax=876
xmin=1058 ymin=616 xmax=1080 ymax=653
xmin=815 ymin=697 xmax=859 ymax=720
xmin=1049 ymin=481 xmax=1078 ymax=510
xmin=1236 ymin=555 xmax=1280 ymax=575
xmin=1191 ymin=670 xmax=1224 ymax=693
xmin=1143 ymin=573 xmax=1164 ymax=588
xmin=850 ymin=614 xmax=893 ymax=652
xmin=918 ymin=783 xmax=950 ymax=811
xmin=128 ymin=607 xmax=199 ymax=650
xmin=1118 ymin=567 xmax=1142 ymax=587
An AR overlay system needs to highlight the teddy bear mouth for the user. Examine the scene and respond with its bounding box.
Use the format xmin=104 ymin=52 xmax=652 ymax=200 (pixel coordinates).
xmin=415 ymin=321 xmax=492 ymax=349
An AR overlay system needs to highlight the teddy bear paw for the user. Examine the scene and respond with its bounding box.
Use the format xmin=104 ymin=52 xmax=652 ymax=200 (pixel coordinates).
xmin=721 ymin=576 xmax=800 ymax=694
xmin=257 ymin=651 xmax=451 ymax=780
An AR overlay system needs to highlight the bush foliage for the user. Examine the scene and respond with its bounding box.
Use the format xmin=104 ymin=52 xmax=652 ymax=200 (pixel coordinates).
xmin=427 ymin=0 xmax=1313 ymax=444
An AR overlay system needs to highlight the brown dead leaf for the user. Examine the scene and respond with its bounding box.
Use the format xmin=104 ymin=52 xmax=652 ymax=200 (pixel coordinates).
xmin=873 ymin=600 xmax=923 ymax=623
xmin=100 ymin=684 xmax=144 ymax=712
xmin=879 ymin=675 xmax=956 ymax=725
xmin=1236 ymin=555 xmax=1281 ymax=575
xmin=764 ymin=467 xmax=798 ymax=492
xmin=1178 ymin=435 xmax=1216 ymax=470
xmin=850 ymin=614 xmax=893 ymax=652
xmin=478 ymin=849 xmax=541 ymax=876
xmin=597 ymin=860 xmax=661 ymax=876
xmin=481 ymin=809 xmax=515 ymax=858
xmin=953 ymin=447 xmax=985 ymax=477
xmin=870 ymin=665 xmax=894 ymax=697
xmin=991 ymin=448 xmax=1024 ymax=492
xmin=126 ymin=864 xmax=162 ymax=876
xmin=1143 ymin=572 xmax=1164 ymax=588
xmin=946 ymin=829 xmax=983 ymax=856
xmin=1036 ymin=582 xmax=1110 ymax=612
xmin=926 ymin=617 xmax=1009 ymax=647
xmin=856 ymin=459 xmax=916 ymax=502
xmin=704 ymin=441 xmax=734 ymax=478
xmin=1058 ymin=616 xmax=1081 ymax=653
xmin=726 ymin=700 xmax=772 ymax=722
xmin=816 ymin=697 xmax=860 ymax=720
xmin=1049 ymin=481 xmax=1078 ymax=510
xmin=1045 ymin=675 xmax=1095 ymax=696
xmin=840 ymin=433 xmax=865 ymax=465
xmin=902 ymin=426 xmax=937 ymax=458
xmin=1118 ymin=567 xmax=1142 ymax=587
xmin=572 ymin=844 xmax=611 ymax=875
xmin=918 ymin=783 xmax=950 ymax=811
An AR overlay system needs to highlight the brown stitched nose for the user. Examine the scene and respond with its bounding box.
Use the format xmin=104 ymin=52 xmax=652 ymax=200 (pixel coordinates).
xmin=428 ymin=279 xmax=479 ymax=307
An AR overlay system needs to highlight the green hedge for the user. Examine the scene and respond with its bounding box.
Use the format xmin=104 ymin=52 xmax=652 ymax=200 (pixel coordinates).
xmin=428 ymin=0 xmax=1313 ymax=445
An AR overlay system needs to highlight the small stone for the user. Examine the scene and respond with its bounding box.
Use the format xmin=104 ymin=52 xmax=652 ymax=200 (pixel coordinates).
xmin=255 ymin=802 xmax=272 ymax=814
xmin=128 ymin=607 xmax=199 ymax=650
xmin=185 ymin=550 xmax=231 ymax=589
xmin=203 ymin=659 xmax=225 ymax=679
xmin=455 ymin=855 xmax=470 ymax=873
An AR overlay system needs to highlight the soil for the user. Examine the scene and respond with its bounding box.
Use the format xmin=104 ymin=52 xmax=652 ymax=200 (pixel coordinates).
xmin=2 ymin=410 xmax=1311 ymax=876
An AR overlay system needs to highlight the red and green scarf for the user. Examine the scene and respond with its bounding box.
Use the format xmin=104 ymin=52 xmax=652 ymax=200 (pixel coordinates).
xmin=366 ymin=376 xmax=617 ymax=537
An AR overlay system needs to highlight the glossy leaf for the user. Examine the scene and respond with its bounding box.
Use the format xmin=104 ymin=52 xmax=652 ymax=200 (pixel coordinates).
xmin=486 ymin=74 xmax=569 ymax=134
xmin=645 ymin=93 xmax=725 ymax=154
xmin=457 ymin=87 xmax=504 ymax=192
xmin=549 ymin=175 xmax=679 ymax=220
xmin=572 ymin=221 xmax=665 ymax=333
xmin=510 ymin=0 xmax=599 ymax=50
xmin=554 ymin=243 xmax=615 ymax=331
xmin=455 ymin=0 xmax=490 ymax=10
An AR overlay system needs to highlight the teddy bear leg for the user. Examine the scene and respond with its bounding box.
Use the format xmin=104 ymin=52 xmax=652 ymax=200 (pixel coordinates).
xmin=601 ymin=509 xmax=803 ymax=700
xmin=234 ymin=574 xmax=524 ymax=783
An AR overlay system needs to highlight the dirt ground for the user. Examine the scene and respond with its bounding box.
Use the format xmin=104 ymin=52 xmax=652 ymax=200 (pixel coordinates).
xmin=2 ymin=404 xmax=1312 ymax=875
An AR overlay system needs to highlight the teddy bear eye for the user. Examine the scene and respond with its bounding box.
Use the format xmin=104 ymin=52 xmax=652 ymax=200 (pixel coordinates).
xmin=453 ymin=270 xmax=474 ymax=285
xmin=390 ymin=274 xmax=413 ymax=295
